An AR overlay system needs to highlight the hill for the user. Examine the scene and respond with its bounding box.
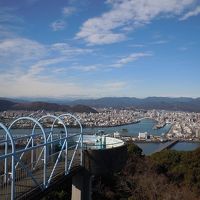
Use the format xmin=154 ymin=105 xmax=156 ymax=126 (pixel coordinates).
xmin=41 ymin=143 xmax=200 ymax=200
xmin=71 ymin=97 xmax=200 ymax=112
xmin=0 ymin=100 xmax=97 ymax=113
xmin=92 ymin=143 xmax=200 ymax=200
xmin=0 ymin=100 xmax=16 ymax=111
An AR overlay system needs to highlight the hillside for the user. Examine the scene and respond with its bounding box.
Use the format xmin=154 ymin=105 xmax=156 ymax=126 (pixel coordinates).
xmin=41 ymin=143 xmax=200 ymax=200
xmin=92 ymin=143 xmax=200 ymax=200
xmin=0 ymin=100 xmax=16 ymax=111
xmin=0 ymin=100 xmax=97 ymax=113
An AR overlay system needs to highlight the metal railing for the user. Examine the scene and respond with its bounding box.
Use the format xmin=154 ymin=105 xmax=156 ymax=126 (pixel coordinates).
xmin=0 ymin=113 xmax=83 ymax=200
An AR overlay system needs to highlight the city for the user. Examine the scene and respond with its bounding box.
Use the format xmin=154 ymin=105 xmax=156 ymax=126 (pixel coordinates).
xmin=1 ymin=108 xmax=200 ymax=142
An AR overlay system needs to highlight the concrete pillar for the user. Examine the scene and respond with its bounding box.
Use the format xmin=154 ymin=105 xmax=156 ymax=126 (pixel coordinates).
xmin=71 ymin=169 xmax=92 ymax=200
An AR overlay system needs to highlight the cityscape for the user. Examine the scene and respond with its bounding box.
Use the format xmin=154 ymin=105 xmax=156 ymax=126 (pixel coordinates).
xmin=1 ymin=108 xmax=200 ymax=142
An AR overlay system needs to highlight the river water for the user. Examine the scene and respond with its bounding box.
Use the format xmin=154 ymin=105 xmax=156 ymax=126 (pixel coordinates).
xmin=0 ymin=119 xmax=200 ymax=155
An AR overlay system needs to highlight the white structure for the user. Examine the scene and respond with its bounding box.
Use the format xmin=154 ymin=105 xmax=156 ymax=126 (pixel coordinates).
xmin=73 ymin=134 xmax=124 ymax=149
xmin=196 ymin=129 xmax=200 ymax=138
xmin=114 ymin=131 xmax=120 ymax=138
xmin=138 ymin=132 xmax=148 ymax=140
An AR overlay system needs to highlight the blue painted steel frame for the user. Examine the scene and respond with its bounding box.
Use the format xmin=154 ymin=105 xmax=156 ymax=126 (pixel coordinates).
xmin=0 ymin=113 xmax=83 ymax=200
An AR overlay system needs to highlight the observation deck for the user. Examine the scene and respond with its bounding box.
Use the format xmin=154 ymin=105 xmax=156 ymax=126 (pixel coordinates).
xmin=74 ymin=135 xmax=127 ymax=175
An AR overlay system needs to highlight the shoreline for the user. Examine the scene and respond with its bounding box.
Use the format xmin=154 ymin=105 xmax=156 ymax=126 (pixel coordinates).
xmin=1 ymin=119 xmax=143 ymax=130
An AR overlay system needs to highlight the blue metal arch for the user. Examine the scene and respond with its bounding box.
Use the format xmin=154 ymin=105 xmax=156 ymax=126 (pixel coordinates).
xmin=33 ymin=114 xmax=68 ymax=138
xmin=33 ymin=115 xmax=69 ymax=178
xmin=8 ymin=117 xmax=47 ymax=143
xmin=0 ymin=123 xmax=15 ymax=200
xmin=58 ymin=113 xmax=83 ymax=133
xmin=57 ymin=113 xmax=83 ymax=166
xmin=8 ymin=117 xmax=47 ymax=188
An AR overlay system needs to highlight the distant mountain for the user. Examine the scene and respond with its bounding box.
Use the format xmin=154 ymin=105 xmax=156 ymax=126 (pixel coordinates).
xmin=70 ymin=97 xmax=200 ymax=112
xmin=0 ymin=97 xmax=71 ymax=104
xmin=71 ymin=97 xmax=140 ymax=108
xmin=71 ymin=104 xmax=98 ymax=113
xmin=0 ymin=97 xmax=27 ymax=103
xmin=1 ymin=97 xmax=200 ymax=112
xmin=0 ymin=100 xmax=16 ymax=111
xmin=0 ymin=100 xmax=97 ymax=113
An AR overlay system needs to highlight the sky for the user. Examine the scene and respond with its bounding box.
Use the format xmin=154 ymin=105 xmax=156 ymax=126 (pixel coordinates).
xmin=0 ymin=0 xmax=200 ymax=99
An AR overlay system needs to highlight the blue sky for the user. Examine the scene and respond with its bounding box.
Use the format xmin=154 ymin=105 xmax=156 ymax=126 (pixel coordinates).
xmin=0 ymin=0 xmax=200 ymax=99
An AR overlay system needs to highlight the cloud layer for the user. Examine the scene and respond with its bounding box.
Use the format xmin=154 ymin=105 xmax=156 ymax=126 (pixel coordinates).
xmin=76 ymin=0 xmax=197 ymax=45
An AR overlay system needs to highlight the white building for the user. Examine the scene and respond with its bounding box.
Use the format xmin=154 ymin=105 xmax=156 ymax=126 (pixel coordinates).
xmin=138 ymin=132 xmax=148 ymax=140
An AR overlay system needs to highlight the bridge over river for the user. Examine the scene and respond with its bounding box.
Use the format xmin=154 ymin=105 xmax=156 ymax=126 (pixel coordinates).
xmin=153 ymin=139 xmax=179 ymax=153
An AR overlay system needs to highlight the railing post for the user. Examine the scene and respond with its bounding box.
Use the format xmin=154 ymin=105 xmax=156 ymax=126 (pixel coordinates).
xmin=11 ymin=153 xmax=15 ymax=200
xmin=81 ymin=129 xmax=83 ymax=166
xmin=43 ymin=142 xmax=47 ymax=188
xmin=31 ymin=133 xmax=34 ymax=170
xmin=4 ymin=134 xmax=8 ymax=184
xmin=64 ymin=128 xmax=69 ymax=175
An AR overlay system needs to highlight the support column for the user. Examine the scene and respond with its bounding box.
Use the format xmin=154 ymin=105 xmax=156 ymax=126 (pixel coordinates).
xmin=71 ymin=169 xmax=92 ymax=200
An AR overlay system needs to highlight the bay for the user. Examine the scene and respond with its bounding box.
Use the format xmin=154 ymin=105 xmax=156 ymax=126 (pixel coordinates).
xmin=1 ymin=119 xmax=200 ymax=155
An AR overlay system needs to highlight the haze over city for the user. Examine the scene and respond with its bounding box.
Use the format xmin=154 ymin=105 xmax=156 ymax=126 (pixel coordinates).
xmin=0 ymin=0 xmax=200 ymax=98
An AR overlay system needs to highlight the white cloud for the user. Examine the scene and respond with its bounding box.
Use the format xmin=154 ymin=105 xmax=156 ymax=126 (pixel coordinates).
xmin=0 ymin=68 xmax=128 ymax=98
xmin=130 ymin=44 xmax=145 ymax=48
xmin=0 ymin=36 xmax=99 ymax=97
xmin=51 ymin=43 xmax=93 ymax=55
xmin=0 ymin=8 xmax=24 ymax=39
xmin=112 ymin=52 xmax=152 ymax=68
xmin=50 ymin=20 xmax=66 ymax=31
xmin=0 ymin=8 xmax=23 ymax=24
xmin=0 ymin=73 xmax=82 ymax=97
xmin=0 ymin=38 xmax=93 ymax=67
xmin=0 ymin=38 xmax=46 ymax=64
xmin=50 ymin=6 xmax=76 ymax=31
xmin=150 ymin=40 xmax=168 ymax=45
xmin=76 ymin=0 xmax=197 ymax=45
xmin=71 ymin=65 xmax=99 ymax=72
xmin=27 ymin=57 xmax=67 ymax=77
xmin=180 ymin=6 xmax=200 ymax=20
xmin=62 ymin=7 xmax=76 ymax=16
xmin=102 ymin=82 xmax=127 ymax=90
xmin=178 ymin=47 xmax=188 ymax=51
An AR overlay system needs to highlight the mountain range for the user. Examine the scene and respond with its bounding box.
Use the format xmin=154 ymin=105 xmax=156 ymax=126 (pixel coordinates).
xmin=1 ymin=97 xmax=200 ymax=112
xmin=0 ymin=99 xmax=97 ymax=113
xmin=70 ymin=97 xmax=200 ymax=112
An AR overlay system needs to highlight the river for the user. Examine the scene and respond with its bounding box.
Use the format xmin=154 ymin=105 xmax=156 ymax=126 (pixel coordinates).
xmin=0 ymin=119 xmax=200 ymax=155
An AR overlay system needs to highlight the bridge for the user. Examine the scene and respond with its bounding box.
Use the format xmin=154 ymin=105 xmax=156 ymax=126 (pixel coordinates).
xmin=0 ymin=114 xmax=83 ymax=200
xmin=153 ymin=139 xmax=179 ymax=153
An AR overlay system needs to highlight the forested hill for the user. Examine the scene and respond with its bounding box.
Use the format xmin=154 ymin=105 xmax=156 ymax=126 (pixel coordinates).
xmin=92 ymin=143 xmax=200 ymax=200
xmin=40 ymin=143 xmax=200 ymax=200
xmin=0 ymin=100 xmax=97 ymax=113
